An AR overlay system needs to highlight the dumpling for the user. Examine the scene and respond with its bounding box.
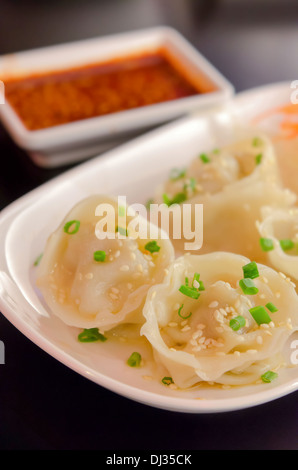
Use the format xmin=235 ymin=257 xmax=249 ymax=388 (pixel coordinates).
xmin=36 ymin=195 xmax=175 ymax=332
xmin=150 ymin=135 xmax=296 ymax=260
xmin=257 ymin=206 xmax=298 ymax=281
xmin=141 ymin=252 xmax=298 ymax=388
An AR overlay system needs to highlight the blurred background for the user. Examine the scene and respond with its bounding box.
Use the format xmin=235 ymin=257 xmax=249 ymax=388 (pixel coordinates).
xmin=0 ymin=0 xmax=297 ymax=91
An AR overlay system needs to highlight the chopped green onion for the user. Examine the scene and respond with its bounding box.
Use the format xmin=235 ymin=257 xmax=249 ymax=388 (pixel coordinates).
xmin=261 ymin=370 xmax=278 ymax=383
xmin=242 ymin=261 xmax=259 ymax=280
xmin=118 ymin=205 xmax=126 ymax=217
xmin=249 ymin=306 xmax=272 ymax=325
xmin=199 ymin=153 xmax=211 ymax=164
xmin=229 ymin=315 xmax=246 ymax=331
xmin=239 ymin=278 xmax=259 ymax=295
xmin=192 ymin=272 xmax=200 ymax=285
xmin=197 ymin=280 xmax=205 ymax=291
xmin=185 ymin=277 xmax=189 ymax=286
xmin=183 ymin=177 xmax=196 ymax=193
xmin=255 ymin=153 xmax=263 ymax=165
xmin=169 ymin=167 xmax=186 ymax=181
xmin=178 ymin=304 xmax=192 ymax=320
xmin=63 ymin=220 xmax=80 ymax=235
xmin=179 ymin=285 xmax=200 ymax=299
xmin=127 ymin=352 xmax=142 ymax=367
xmin=252 ymin=137 xmax=263 ymax=147
xmin=161 ymin=376 xmax=174 ymax=386
xmin=162 ymin=192 xmax=187 ymax=206
xmin=145 ymin=240 xmax=161 ymax=253
xmin=191 ymin=273 xmax=205 ymax=290
xmin=78 ymin=328 xmax=107 ymax=343
xmin=116 ymin=226 xmax=128 ymax=236
xmin=265 ymin=302 xmax=278 ymax=313
xmin=260 ymin=237 xmax=274 ymax=252
xmin=93 ymin=250 xmax=106 ymax=262
xmin=145 ymin=198 xmax=154 ymax=210
xmin=279 ymin=239 xmax=295 ymax=251
xmin=34 ymin=253 xmax=43 ymax=267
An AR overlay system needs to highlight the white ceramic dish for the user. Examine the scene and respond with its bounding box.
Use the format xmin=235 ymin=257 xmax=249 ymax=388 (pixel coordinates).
xmin=0 ymin=81 xmax=297 ymax=413
xmin=0 ymin=27 xmax=233 ymax=168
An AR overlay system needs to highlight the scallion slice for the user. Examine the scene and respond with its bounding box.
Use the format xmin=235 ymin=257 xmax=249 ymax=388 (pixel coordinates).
xmin=161 ymin=376 xmax=174 ymax=386
xmin=261 ymin=370 xmax=278 ymax=383
xmin=252 ymin=137 xmax=263 ymax=147
xmin=63 ymin=220 xmax=80 ymax=235
xmin=116 ymin=226 xmax=128 ymax=236
xmin=127 ymin=352 xmax=142 ymax=367
xmin=169 ymin=167 xmax=186 ymax=181
xmin=179 ymin=285 xmax=200 ymax=299
xmin=178 ymin=304 xmax=192 ymax=320
xmin=255 ymin=153 xmax=263 ymax=165
xmin=265 ymin=302 xmax=278 ymax=313
xmin=260 ymin=237 xmax=274 ymax=252
xmin=93 ymin=250 xmax=106 ymax=262
xmin=78 ymin=328 xmax=107 ymax=343
xmin=34 ymin=253 xmax=43 ymax=267
xmin=229 ymin=315 xmax=246 ymax=331
xmin=242 ymin=261 xmax=259 ymax=279
xmin=279 ymin=239 xmax=295 ymax=251
xmin=199 ymin=153 xmax=211 ymax=164
xmin=249 ymin=306 xmax=272 ymax=325
xmin=162 ymin=192 xmax=187 ymax=206
xmin=145 ymin=240 xmax=160 ymax=253
xmin=239 ymin=278 xmax=259 ymax=295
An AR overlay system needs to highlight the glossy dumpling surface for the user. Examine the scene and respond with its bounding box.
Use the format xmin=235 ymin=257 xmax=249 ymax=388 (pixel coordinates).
xmin=37 ymin=195 xmax=175 ymax=332
xmin=141 ymin=252 xmax=298 ymax=388
xmin=151 ymin=135 xmax=296 ymax=260
xmin=257 ymin=206 xmax=298 ymax=281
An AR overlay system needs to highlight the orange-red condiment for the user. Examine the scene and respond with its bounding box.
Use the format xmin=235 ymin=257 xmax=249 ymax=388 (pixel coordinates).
xmin=4 ymin=50 xmax=206 ymax=131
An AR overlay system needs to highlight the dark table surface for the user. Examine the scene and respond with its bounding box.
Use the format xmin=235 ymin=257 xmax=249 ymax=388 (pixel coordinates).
xmin=0 ymin=0 xmax=297 ymax=451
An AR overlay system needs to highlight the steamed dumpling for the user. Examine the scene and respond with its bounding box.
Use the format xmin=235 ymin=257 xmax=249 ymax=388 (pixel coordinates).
xmin=257 ymin=206 xmax=298 ymax=281
xmin=151 ymin=135 xmax=296 ymax=260
xmin=141 ymin=252 xmax=298 ymax=388
xmin=36 ymin=195 xmax=175 ymax=331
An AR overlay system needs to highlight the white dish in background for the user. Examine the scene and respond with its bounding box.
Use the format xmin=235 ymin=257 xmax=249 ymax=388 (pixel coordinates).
xmin=0 ymin=26 xmax=233 ymax=168
xmin=0 ymin=81 xmax=297 ymax=413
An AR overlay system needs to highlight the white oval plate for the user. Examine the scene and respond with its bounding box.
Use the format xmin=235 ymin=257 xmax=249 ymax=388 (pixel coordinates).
xmin=0 ymin=81 xmax=298 ymax=413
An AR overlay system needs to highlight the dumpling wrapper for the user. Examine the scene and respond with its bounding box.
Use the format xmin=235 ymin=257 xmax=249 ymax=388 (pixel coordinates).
xmin=257 ymin=206 xmax=298 ymax=281
xmin=141 ymin=252 xmax=298 ymax=388
xmin=151 ymin=135 xmax=296 ymax=261
xmin=37 ymin=195 xmax=175 ymax=332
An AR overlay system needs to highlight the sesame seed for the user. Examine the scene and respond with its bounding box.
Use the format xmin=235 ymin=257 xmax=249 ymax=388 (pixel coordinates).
xmin=247 ymin=349 xmax=258 ymax=354
xmin=196 ymin=324 xmax=206 ymax=330
xmin=275 ymin=292 xmax=281 ymax=298
xmin=192 ymin=330 xmax=203 ymax=340
xmin=168 ymin=322 xmax=178 ymax=328
xmin=114 ymin=250 xmax=121 ymax=258
xmin=256 ymin=335 xmax=263 ymax=344
xmin=234 ymin=351 xmax=241 ymax=356
xmin=269 ymin=321 xmax=275 ymax=328
xmin=181 ymin=320 xmax=188 ymax=326
xmin=120 ymin=265 xmax=130 ymax=272
xmin=209 ymin=301 xmax=219 ymax=308
xmin=279 ymin=272 xmax=287 ymax=279
xmin=111 ymin=287 xmax=119 ymax=294
xmin=109 ymin=293 xmax=118 ymax=301
xmin=181 ymin=325 xmax=191 ymax=332
xmin=142 ymin=375 xmax=153 ymax=381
